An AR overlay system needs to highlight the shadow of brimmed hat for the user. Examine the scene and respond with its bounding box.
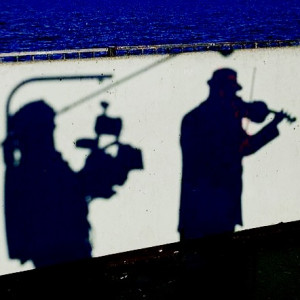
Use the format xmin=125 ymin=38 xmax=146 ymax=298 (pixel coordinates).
xmin=207 ymin=68 xmax=242 ymax=91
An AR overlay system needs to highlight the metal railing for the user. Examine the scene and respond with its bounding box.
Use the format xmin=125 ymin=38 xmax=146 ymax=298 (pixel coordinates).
xmin=0 ymin=39 xmax=299 ymax=63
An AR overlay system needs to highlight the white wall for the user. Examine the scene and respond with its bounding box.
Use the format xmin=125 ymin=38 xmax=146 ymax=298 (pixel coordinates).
xmin=0 ymin=46 xmax=299 ymax=275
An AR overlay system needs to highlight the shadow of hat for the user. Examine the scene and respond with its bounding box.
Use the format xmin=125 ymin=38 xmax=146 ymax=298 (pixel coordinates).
xmin=208 ymin=68 xmax=242 ymax=91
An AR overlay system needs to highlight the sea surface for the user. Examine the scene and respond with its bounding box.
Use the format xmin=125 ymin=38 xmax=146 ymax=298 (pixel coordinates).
xmin=0 ymin=0 xmax=300 ymax=53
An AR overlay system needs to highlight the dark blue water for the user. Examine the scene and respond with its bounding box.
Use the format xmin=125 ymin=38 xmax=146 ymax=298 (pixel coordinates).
xmin=0 ymin=0 xmax=300 ymax=53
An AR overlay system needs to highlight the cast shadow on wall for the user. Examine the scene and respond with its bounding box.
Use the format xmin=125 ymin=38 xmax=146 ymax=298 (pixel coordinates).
xmin=2 ymin=58 xmax=175 ymax=270
xmin=3 ymin=99 xmax=143 ymax=268
xmin=178 ymin=68 xmax=296 ymax=241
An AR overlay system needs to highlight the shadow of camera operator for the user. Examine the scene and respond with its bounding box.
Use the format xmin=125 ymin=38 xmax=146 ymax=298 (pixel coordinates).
xmin=3 ymin=100 xmax=143 ymax=269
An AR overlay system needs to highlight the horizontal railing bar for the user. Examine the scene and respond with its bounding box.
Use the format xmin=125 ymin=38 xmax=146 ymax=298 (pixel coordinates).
xmin=0 ymin=39 xmax=299 ymax=63
xmin=0 ymin=47 xmax=108 ymax=57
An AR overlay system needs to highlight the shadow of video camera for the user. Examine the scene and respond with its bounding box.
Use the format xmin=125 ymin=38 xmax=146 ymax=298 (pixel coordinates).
xmin=75 ymin=101 xmax=143 ymax=199
xmin=75 ymin=101 xmax=143 ymax=170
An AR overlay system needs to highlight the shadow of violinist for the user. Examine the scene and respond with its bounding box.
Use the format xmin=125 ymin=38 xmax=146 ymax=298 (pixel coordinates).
xmin=3 ymin=100 xmax=143 ymax=269
xmin=178 ymin=68 xmax=296 ymax=241
xmin=177 ymin=68 xmax=296 ymax=299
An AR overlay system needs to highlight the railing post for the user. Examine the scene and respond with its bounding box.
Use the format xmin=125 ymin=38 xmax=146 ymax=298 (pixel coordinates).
xmin=108 ymin=46 xmax=117 ymax=57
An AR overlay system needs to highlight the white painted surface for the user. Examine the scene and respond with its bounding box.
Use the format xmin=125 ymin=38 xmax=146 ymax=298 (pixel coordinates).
xmin=0 ymin=47 xmax=299 ymax=275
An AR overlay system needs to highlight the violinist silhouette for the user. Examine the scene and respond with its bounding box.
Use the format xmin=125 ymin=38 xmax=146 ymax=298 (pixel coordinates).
xmin=178 ymin=68 xmax=295 ymax=241
xmin=3 ymin=100 xmax=143 ymax=268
